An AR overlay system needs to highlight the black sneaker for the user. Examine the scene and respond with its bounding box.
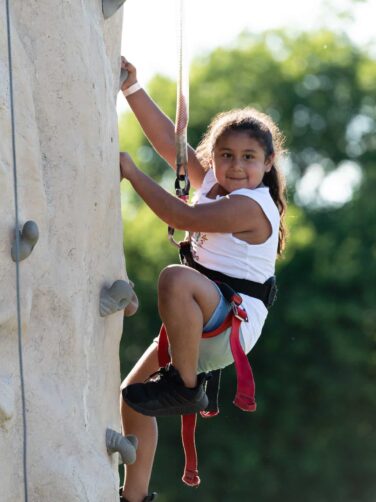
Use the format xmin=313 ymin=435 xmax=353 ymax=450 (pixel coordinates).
xmin=119 ymin=488 xmax=158 ymax=502
xmin=122 ymin=364 xmax=209 ymax=417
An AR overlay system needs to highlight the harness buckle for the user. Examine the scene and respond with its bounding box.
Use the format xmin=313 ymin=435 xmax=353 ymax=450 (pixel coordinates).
xmin=175 ymin=170 xmax=190 ymax=198
xmin=231 ymin=303 xmax=248 ymax=322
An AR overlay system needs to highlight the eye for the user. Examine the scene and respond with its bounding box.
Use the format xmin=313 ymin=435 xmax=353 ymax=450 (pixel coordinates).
xmin=221 ymin=152 xmax=232 ymax=159
xmin=243 ymin=153 xmax=254 ymax=160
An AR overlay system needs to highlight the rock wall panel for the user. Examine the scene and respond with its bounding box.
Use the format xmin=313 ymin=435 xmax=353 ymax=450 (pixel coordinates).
xmin=0 ymin=2 xmax=125 ymax=500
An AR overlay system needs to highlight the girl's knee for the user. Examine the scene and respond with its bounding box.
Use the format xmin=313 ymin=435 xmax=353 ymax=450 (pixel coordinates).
xmin=158 ymin=265 xmax=189 ymax=296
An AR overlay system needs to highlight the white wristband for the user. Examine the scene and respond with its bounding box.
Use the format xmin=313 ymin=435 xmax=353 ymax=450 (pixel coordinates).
xmin=123 ymin=82 xmax=142 ymax=97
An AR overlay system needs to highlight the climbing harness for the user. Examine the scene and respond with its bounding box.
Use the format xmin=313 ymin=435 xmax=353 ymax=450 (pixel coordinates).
xmin=157 ymin=251 xmax=277 ymax=486
xmin=5 ymin=1 xmax=29 ymax=501
xmin=168 ymin=0 xmax=190 ymax=248
xmin=156 ymin=252 xmax=277 ymax=485
xmin=169 ymin=247 xmax=276 ymax=485
xmin=179 ymin=241 xmax=277 ymax=309
xmin=157 ymin=281 xmax=260 ymax=486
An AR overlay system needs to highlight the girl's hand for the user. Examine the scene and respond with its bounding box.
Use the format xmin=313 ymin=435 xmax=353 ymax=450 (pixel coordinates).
xmin=120 ymin=152 xmax=137 ymax=181
xmin=124 ymin=290 xmax=139 ymax=317
xmin=120 ymin=56 xmax=138 ymax=92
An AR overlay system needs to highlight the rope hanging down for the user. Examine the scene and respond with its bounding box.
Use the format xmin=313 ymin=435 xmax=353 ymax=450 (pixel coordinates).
xmin=168 ymin=0 xmax=190 ymax=247
xmin=5 ymin=1 xmax=29 ymax=501
xmin=165 ymin=0 xmax=202 ymax=487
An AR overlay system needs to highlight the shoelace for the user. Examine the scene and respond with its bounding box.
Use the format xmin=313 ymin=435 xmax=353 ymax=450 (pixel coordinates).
xmin=145 ymin=365 xmax=172 ymax=384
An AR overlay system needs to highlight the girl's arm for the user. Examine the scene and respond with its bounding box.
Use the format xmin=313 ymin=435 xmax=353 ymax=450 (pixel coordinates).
xmin=120 ymin=153 xmax=269 ymax=236
xmin=121 ymin=58 xmax=205 ymax=189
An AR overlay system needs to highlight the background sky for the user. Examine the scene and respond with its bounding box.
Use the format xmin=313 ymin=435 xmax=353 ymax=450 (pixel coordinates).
xmin=118 ymin=0 xmax=375 ymax=112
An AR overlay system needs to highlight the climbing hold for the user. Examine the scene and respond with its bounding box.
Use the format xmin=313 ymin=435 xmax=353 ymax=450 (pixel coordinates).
xmin=99 ymin=280 xmax=134 ymax=317
xmin=119 ymin=67 xmax=129 ymax=90
xmin=106 ymin=428 xmax=138 ymax=465
xmin=0 ymin=378 xmax=14 ymax=425
xmin=102 ymin=0 xmax=126 ymax=19
xmin=11 ymin=220 xmax=39 ymax=262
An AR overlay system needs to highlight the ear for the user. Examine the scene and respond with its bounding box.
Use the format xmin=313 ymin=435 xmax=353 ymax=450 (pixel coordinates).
xmin=265 ymin=153 xmax=275 ymax=172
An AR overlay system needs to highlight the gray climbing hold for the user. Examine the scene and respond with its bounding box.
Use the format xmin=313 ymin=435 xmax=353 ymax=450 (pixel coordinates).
xmin=11 ymin=220 xmax=39 ymax=262
xmin=0 ymin=378 xmax=14 ymax=425
xmin=99 ymin=280 xmax=134 ymax=317
xmin=119 ymin=68 xmax=129 ymax=89
xmin=102 ymin=0 xmax=126 ymax=19
xmin=106 ymin=428 xmax=138 ymax=465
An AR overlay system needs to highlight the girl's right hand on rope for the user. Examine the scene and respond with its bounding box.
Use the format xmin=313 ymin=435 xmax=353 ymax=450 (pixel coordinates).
xmin=120 ymin=56 xmax=138 ymax=92
xmin=120 ymin=152 xmax=137 ymax=181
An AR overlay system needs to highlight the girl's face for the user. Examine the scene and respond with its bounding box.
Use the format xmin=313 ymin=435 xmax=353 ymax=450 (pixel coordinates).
xmin=211 ymin=130 xmax=274 ymax=194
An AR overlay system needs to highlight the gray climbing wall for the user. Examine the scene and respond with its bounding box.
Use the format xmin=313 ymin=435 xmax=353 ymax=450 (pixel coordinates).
xmin=0 ymin=2 xmax=126 ymax=500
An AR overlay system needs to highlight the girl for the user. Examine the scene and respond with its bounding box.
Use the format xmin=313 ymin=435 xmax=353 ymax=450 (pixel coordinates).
xmin=118 ymin=57 xmax=287 ymax=502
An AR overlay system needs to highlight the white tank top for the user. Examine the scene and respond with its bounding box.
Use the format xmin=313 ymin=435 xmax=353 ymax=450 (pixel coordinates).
xmin=191 ymin=169 xmax=280 ymax=353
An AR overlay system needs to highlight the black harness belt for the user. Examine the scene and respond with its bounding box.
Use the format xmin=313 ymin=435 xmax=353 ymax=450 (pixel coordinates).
xmin=191 ymin=261 xmax=277 ymax=309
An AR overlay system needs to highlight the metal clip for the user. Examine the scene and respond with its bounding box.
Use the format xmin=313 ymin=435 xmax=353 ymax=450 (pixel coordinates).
xmin=231 ymin=302 xmax=248 ymax=322
xmin=231 ymin=303 xmax=242 ymax=321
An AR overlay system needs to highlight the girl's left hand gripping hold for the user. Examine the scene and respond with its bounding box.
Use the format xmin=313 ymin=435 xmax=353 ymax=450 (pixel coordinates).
xmin=120 ymin=152 xmax=137 ymax=181
xmin=120 ymin=56 xmax=138 ymax=92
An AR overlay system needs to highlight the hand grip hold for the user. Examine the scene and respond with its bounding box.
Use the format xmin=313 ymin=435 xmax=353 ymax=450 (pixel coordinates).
xmin=99 ymin=280 xmax=134 ymax=317
xmin=11 ymin=220 xmax=39 ymax=262
xmin=102 ymin=0 xmax=126 ymax=19
xmin=106 ymin=428 xmax=138 ymax=465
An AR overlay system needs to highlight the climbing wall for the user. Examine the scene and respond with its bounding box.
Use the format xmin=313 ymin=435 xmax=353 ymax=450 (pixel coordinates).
xmin=0 ymin=1 xmax=126 ymax=500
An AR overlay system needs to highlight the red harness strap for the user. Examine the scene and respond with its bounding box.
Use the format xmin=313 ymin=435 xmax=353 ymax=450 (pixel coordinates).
xmin=157 ymin=295 xmax=256 ymax=487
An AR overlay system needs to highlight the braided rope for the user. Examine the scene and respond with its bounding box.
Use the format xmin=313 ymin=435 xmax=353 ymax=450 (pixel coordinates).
xmin=168 ymin=0 xmax=190 ymax=246
xmin=5 ymin=1 xmax=29 ymax=500
xmin=175 ymin=0 xmax=189 ymax=167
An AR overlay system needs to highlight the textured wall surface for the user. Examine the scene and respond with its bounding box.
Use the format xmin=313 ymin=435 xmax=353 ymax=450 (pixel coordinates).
xmin=0 ymin=2 xmax=125 ymax=500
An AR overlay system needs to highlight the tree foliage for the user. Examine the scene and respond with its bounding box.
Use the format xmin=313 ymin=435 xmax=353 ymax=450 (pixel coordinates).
xmin=119 ymin=30 xmax=376 ymax=502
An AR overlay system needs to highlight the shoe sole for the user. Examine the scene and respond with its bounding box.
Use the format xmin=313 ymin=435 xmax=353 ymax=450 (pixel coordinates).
xmin=123 ymin=393 xmax=209 ymax=417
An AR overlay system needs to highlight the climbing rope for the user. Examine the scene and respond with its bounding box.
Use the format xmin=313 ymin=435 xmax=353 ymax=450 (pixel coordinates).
xmin=5 ymin=1 xmax=29 ymax=501
xmin=168 ymin=0 xmax=190 ymax=247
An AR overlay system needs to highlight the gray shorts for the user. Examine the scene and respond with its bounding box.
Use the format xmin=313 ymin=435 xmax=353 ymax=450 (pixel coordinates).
xmin=198 ymin=283 xmax=246 ymax=373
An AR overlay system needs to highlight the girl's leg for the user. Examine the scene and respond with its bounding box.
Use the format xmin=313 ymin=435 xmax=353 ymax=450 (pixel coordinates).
xmin=120 ymin=342 xmax=160 ymax=502
xmin=158 ymin=265 xmax=221 ymax=388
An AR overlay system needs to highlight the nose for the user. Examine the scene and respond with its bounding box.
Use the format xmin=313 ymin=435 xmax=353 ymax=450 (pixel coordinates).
xmin=231 ymin=157 xmax=243 ymax=170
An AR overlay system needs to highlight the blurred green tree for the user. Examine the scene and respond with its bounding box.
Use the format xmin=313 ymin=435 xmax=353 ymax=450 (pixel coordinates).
xmin=119 ymin=30 xmax=376 ymax=502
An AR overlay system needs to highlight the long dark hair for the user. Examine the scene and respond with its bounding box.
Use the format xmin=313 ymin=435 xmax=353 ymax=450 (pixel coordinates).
xmin=196 ymin=107 xmax=288 ymax=255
